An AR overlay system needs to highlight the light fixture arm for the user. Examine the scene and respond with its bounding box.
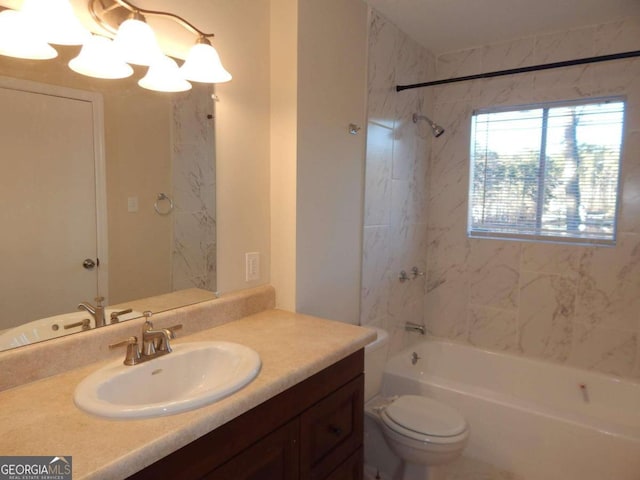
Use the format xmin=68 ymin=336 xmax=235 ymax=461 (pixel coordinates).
xmin=90 ymin=0 xmax=215 ymax=38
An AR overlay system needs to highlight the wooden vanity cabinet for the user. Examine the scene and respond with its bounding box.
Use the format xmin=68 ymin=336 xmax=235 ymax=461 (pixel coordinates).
xmin=203 ymin=419 xmax=300 ymax=480
xmin=127 ymin=350 xmax=364 ymax=480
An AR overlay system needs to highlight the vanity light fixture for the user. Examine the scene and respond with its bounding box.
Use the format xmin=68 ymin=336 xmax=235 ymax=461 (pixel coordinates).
xmin=0 ymin=9 xmax=58 ymax=60
xmin=0 ymin=0 xmax=89 ymax=59
xmin=89 ymin=0 xmax=232 ymax=83
xmin=180 ymin=36 xmax=232 ymax=84
xmin=111 ymin=10 xmax=163 ymax=67
xmin=0 ymin=0 xmax=232 ymax=93
xmin=21 ymin=0 xmax=91 ymax=46
xmin=138 ymin=55 xmax=192 ymax=92
xmin=69 ymin=34 xmax=134 ymax=79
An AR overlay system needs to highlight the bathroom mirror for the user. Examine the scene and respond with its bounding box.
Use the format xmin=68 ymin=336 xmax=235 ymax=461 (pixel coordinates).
xmin=0 ymin=44 xmax=217 ymax=352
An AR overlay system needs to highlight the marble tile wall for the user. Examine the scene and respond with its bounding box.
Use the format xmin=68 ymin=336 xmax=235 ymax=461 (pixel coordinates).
xmin=426 ymin=16 xmax=640 ymax=381
xmin=361 ymin=10 xmax=435 ymax=355
xmin=171 ymin=84 xmax=217 ymax=293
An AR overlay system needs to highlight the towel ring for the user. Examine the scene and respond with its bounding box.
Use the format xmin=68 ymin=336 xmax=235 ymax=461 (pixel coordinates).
xmin=154 ymin=193 xmax=174 ymax=215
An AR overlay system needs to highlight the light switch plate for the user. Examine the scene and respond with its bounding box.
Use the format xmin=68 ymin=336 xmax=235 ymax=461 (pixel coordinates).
xmin=245 ymin=252 xmax=260 ymax=282
xmin=127 ymin=196 xmax=139 ymax=213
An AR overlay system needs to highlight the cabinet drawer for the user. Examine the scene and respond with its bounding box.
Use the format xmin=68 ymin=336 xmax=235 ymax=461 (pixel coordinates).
xmin=300 ymin=375 xmax=364 ymax=480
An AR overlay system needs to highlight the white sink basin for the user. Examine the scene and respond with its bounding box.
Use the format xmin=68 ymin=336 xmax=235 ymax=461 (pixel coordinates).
xmin=74 ymin=341 xmax=261 ymax=419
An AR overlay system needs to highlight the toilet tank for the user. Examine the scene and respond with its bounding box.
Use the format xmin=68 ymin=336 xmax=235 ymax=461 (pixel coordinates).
xmin=363 ymin=326 xmax=389 ymax=402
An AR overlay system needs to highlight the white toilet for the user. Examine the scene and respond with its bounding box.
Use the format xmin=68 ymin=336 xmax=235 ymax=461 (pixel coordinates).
xmin=364 ymin=327 xmax=468 ymax=480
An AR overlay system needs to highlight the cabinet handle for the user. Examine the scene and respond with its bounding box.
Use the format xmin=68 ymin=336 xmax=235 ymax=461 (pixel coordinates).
xmin=328 ymin=425 xmax=342 ymax=436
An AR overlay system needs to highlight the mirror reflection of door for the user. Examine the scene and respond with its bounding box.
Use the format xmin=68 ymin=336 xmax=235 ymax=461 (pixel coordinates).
xmin=0 ymin=79 xmax=107 ymax=330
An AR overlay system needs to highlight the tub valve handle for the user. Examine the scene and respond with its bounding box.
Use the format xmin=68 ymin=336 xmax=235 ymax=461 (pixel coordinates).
xmin=411 ymin=352 xmax=421 ymax=365
xmin=579 ymin=383 xmax=590 ymax=403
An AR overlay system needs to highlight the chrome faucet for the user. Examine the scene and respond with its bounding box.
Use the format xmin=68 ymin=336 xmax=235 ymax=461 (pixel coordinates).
xmin=142 ymin=315 xmax=175 ymax=356
xmin=405 ymin=321 xmax=426 ymax=335
xmin=109 ymin=311 xmax=182 ymax=366
xmin=77 ymin=296 xmax=106 ymax=328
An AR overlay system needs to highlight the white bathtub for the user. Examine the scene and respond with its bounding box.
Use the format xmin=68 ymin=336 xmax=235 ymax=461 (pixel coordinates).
xmin=382 ymin=339 xmax=640 ymax=480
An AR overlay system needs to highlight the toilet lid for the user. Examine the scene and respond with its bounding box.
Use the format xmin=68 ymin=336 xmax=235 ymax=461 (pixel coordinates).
xmin=385 ymin=395 xmax=466 ymax=437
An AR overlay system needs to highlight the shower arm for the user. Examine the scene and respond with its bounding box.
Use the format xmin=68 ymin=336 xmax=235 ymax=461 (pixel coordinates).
xmin=412 ymin=113 xmax=445 ymax=137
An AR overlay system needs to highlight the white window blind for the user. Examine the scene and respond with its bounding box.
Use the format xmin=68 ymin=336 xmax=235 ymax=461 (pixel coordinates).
xmin=469 ymin=98 xmax=625 ymax=245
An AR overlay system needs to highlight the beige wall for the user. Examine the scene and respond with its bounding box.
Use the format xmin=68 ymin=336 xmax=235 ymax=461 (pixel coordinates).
xmin=104 ymin=90 xmax=172 ymax=303
xmin=270 ymin=0 xmax=298 ymax=311
xmin=295 ymin=0 xmax=368 ymax=324
xmin=213 ymin=0 xmax=369 ymax=325
xmin=212 ymin=0 xmax=272 ymax=295
xmin=425 ymin=17 xmax=640 ymax=380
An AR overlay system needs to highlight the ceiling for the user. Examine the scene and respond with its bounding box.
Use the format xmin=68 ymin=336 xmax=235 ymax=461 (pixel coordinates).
xmin=364 ymin=0 xmax=640 ymax=55
xmin=2 ymin=0 xmax=638 ymax=57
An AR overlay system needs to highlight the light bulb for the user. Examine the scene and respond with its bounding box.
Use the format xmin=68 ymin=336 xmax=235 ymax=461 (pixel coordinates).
xmin=21 ymin=0 xmax=90 ymax=46
xmin=113 ymin=15 xmax=164 ymax=66
xmin=180 ymin=39 xmax=232 ymax=83
xmin=69 ymin=35 xmax=133 ymax=79
xmin=0 ymin=9 xmax=57 ymax=60
xmin=139 ymin=56 xmax=192 ymax=93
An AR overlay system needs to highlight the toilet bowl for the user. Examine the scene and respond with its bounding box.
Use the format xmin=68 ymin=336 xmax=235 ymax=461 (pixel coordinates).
xmin=364 ymin=327 xmax=468 ymax=480
xmin=379 ymin=395 xmax=468 ymax=476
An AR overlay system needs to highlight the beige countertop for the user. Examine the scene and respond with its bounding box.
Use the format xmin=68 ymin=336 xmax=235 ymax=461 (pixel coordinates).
xmin=0 ymin=309 xmax=375 ymax=480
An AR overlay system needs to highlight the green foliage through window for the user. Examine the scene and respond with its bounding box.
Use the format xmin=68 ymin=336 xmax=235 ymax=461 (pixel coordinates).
xmin=469 ymin=98 xmax=625 ymax=245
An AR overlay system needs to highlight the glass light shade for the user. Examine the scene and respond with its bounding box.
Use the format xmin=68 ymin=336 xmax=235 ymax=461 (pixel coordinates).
xmin=138 ymin=56 xmax=192 ymax=93
xmin=21 ymin=0 xmax=90 ymax=46
xmin=180 ymin=42 xmax=232 ymax=83
xmin=113 ymin=17 xmax=164 ymax=66
xmin=0 ymin=10 xmax=57 ymax=60
xmin=69 ymin=35 xmax=133 ymax=79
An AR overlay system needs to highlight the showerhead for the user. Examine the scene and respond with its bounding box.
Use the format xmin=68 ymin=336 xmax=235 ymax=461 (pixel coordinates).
xmin=412 ymin=113 xmax=445 ymax=137
xmin=431 ymin=123 xmax=445 ymax=138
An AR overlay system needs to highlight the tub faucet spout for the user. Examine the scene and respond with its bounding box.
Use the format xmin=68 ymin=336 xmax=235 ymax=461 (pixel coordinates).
xmin=405 ymin=322 xmax=425 ymax=335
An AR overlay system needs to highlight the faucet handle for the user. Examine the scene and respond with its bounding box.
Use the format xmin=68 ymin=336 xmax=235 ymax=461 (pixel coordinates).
xmin=109 ymin=336 xmax=141 ymax=365
xmin=166 ymin=324 xmax=183 ymax=338
xmin=155 ymin=325 xmax=182 ymax=352
xmin=110 ymin=308 xmax=133 ymax=324
xmin=411 ymin=266 xmax=425 ymax=278
xmin=64 ymin=318 xmax=91 ymax=330
xmin=94 ymin=296 xmax=105 ymax=306
xmin=154 ymin=324 xmax=182 ymax=353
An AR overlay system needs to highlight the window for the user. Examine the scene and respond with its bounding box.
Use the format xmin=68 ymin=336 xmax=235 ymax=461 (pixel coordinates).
xmin=469 ymin=97 xmax=625 ymax=245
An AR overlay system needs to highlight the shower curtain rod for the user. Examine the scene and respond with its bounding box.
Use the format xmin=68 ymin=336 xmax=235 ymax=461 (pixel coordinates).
xmin=396 ymin=49 xmax=640 ymax=92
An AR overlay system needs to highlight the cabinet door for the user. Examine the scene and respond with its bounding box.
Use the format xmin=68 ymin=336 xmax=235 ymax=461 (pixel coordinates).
xmin=324 ymin=449 xmax=363 ymax=480
xmin=203 ymin=419 xmax=299 ymax=480
xmin=300 ymin=375 xmax=364 ymax=480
